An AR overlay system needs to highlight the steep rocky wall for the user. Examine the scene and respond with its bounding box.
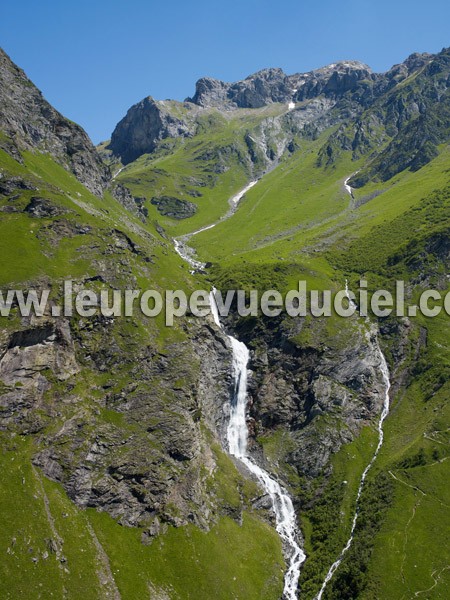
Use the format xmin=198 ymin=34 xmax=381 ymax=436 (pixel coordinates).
xmin=0 ymin=48 xmax=110 ymax=197
xmin=0 ymin=304 xmax=239 ymax=531
xmin=226 ymin=312 xmax=392 ymax=479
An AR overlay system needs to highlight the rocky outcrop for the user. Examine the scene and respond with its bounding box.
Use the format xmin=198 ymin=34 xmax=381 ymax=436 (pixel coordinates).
xmin=108 ymin=97 xmax=197 ymax=164
xmin=0 ymin=301 xmax=241 ymax=530
xmin=151 ymin=195 xmax=197 ymax=219
xmin=0 ymin=318 xmax=79 ymax=429
xmin=188 ymin=62 xmax=373 ymax=109
xmin=187 ymin=77 xmax=230 ymax=108
xmin=0 ymin=48 xmax=110 ymax=197
xmin=384 ymin=52 xmax=434 ymax=86
xmin=24 ymin=196 xmax=69 ymax=218
xmin=224 ymin=312 xmax=387 ymax=479
xmin=110 ymin=182 xmax=148 ymax=222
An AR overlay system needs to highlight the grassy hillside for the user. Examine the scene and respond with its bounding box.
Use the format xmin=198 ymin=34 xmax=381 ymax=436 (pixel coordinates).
xmin=178 ymin=128 xmax=450 ymax=598
xmin=110 ymin=103 xmax=290 ymax=238
xmin=0 ymin=435 xmax=284 ymax=600
xmin=0 ymin=143 xmax=285 ymax=598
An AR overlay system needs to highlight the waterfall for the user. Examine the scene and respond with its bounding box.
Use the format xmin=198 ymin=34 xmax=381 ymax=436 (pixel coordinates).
xmin=210 ymin=290 xmax=306 ymax=600
xmin=316 ymin=285 xmax=391 ymax=600
xmin=343 ymin=171 xmax=359 ymax=199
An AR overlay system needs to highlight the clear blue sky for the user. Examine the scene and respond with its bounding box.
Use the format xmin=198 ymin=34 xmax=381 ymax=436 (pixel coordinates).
xmin=1 ymin=0 xmax=449 ymax=143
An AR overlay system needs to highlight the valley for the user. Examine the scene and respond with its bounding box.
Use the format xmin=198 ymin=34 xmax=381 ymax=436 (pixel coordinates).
xmin=0 ymin=44 xmax=449 ymax=599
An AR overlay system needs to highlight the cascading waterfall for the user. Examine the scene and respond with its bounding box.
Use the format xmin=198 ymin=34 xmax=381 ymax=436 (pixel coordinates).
xmin=343 ymin=171 xmax=360 ymax=199
xmin=210 ymin=290 xmax=306 ymax=600
xmin=173 ymin=181 xmax=307 ymax=597
xmin=315 ymin=284 xmax=391 ymax=600
xmin=174 ymin=173 xmax=392 ymax=598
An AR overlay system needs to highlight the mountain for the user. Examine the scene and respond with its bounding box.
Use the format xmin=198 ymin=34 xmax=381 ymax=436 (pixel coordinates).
xmin=1 ymin=45 xmax=449 ymax=600
xmin=106 ymin=60 xmax=380 ymax=166
xmin=0 ymin=48 xmax=110 ymax=196
xmin=105 ymin=51 xmax=441 ymax=170
xmin=187 ymin=62 xmax=373 ymax=108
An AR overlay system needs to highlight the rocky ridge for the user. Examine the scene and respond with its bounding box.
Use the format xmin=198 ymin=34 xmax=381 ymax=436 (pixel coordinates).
xmin=107 ymin=50 xmax=441 ymax=178
xmin=0 ymin=48 xmax=110 ymax=197
xmin=187 ymin=61 xmax=373 ymax=109
xmin=0 ymin=48 xmax=146 ymax=221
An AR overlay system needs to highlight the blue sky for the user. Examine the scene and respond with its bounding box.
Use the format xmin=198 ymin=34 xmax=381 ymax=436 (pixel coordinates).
xmin=1 ymin=0 xmax=449 ymax=143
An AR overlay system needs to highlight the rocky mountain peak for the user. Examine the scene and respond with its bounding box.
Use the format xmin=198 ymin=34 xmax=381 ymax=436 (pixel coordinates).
xmin=386 ymin=51 xmax=434 ymax=81
xmin=107 ymin=48 xmax=446 ymax=169
xmin=187 ymin=60 xmax=373 ymax=110
xmin=247 ymin=67 xmax=286 ymax=80
xmin=313 ymin=60 xmax=372 ymax=74
xmin=187 ymin=76 xmax=229 ymax=108
xmin=108 ymin=95 xmax=197 ymax=164
xmin=403 ymin=51 xmax=434 ymax=71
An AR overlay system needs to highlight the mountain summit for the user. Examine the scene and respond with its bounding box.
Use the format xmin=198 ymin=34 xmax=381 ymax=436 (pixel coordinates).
xmin=106 ymin=49 xmax=448 ymax=176
xmin=187 ymin=61 xmax=373 ymax=109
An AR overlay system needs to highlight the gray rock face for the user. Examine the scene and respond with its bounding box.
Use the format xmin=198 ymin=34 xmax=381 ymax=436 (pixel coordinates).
xmin=188 ymin=62 xmax=373 ymax=109
xmin=0 ymin=48 xmax=110 ymax=197
xmin=111 ymin=182 xmax=148 ymax=222
xmin=24 ymin=196 xmax=68 ymax=218
xmin=227 ymin=313 xmax=388 ymax=479
xmin=385 ymin=52 xmax=434 ymax=84
xmin=0 ymin=319 xmax=79 ymax=429
xmin=188 ymin=76 xmax=230 ymax=109
xmin=108 ymin=97 xmax=196 ymax=164
xmin=151 ymin=195 xmax=197 ymax=219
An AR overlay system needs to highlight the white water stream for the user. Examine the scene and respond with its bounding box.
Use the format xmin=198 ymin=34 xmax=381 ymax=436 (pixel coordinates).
xmin=210 ymin=290 xmax=306 ymax=600
xmin=316 ymin=285 xmax=391 ymax=600
xmin=344 ymin=171 xmax=360 ymax=198
xmin=112 ymin=166 xmax=124 ymax=180
xmin=344 ymin=175 xmax=353 ymax=196
xmin=173 ymin=180 xmax=258 ymax=271
xmin=172 ymin=181 xmax=307 ymax=596
xmin=172 ymin=173 xmax=391 ymax=598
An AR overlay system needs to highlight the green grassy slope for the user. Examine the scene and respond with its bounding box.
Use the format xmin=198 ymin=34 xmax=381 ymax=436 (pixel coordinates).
xmin=0 ymin=143 xmax=285 ymax=598
xmin=0 ymin=433 xmax=284 ymax=600
xmin=111 ymin=103 xmax=293 ymax=237
xmin=189 ymin=133 xmax=449 ymax=598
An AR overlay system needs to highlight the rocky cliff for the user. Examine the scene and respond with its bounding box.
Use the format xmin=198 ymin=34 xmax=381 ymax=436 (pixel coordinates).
xmin=0 ymin=48 xmax=110 ymax=197
xmin=109 ymin=97 xmax=198 ymax=164
xmin=0 ymin=48 xmax=146 ymax=221
xmin=187 ymin=62 xmax=373 ymax=109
